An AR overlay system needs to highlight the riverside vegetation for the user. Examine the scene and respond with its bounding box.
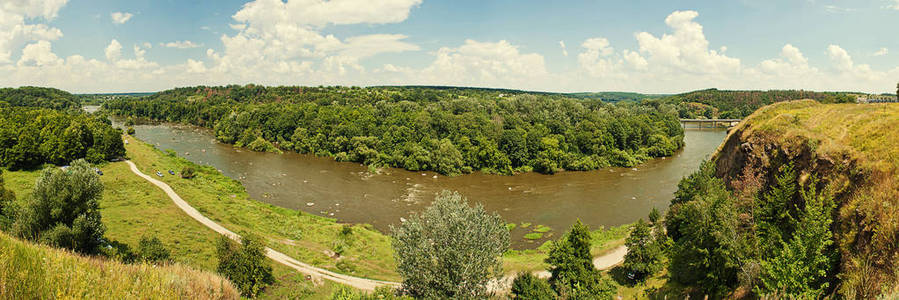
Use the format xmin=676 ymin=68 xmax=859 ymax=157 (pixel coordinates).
xmin=103 ymin=85 xmax=685 ymax=175
xmin=605 ymin=101 xmax=899 ymax=299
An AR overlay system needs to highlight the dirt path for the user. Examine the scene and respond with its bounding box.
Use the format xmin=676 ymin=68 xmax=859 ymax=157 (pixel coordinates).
xmin=125 ymin=160 xmax=398 ymax=291
xmin=125 ymin=160 xmax=629 ymax=292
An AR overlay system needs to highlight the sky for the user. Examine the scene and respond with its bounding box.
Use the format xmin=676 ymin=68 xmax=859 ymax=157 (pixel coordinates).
xmin=1 ymin=0 xmax=898 ymax=94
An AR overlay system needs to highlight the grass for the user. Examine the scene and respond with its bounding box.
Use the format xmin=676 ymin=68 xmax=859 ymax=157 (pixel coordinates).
xmin=532 ymin=224 xmax=551 ymax=233
xmin=123 ymin=137 xmax=401 ymax=281
xmin=523 ymin=232 xmax=543 ymax=240
xmin=0 ymin=231 xmax=238 ymax=299
xmin=503 ymin=223 xmax=632 ymax=274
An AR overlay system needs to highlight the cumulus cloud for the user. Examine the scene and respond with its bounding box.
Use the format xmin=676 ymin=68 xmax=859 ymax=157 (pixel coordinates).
xmin=412 ymin=39 xmax=547 ymax=87
xmin=890 ymin=0 xmax=899 ymax=10
xmin=634 ymin=10 xmax=740 ymax=75
xmin=162 ymin=40 xmax=202 ymax=49
xmin=17 ymin=40 xmax=61 ymax=67
xmin=110 ymin=12 xmax=133 ymax=24
xmin=559 ymin=40 xmax=568 ymax=56
xmin=874 ymin=47 xmax=888 ymax=56
xmin=0 ymin=0 xmax=66 ymax=63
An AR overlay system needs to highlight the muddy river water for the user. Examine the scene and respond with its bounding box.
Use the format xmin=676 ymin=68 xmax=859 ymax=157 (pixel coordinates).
xmin=111 ymin=113 xmax=726 ymax=248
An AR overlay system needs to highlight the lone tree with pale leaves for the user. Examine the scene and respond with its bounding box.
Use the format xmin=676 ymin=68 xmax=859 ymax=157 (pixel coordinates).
xmin=390 ymin=191 xmax=510 ymax=299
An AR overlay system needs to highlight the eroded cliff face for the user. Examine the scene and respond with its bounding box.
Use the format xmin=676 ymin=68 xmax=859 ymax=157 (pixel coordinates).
xmin=709 ymin=102 xmax=899 ymax=297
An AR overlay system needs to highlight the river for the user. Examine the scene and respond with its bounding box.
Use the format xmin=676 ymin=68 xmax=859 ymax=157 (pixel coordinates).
xmin=108 ymin=112 xmax=726 ymax=248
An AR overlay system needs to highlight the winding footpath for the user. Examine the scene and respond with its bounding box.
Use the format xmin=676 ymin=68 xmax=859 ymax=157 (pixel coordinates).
xmin=125 ymin=159 xmax=627 ymax=292
xmin=125 ymin=160 xmax=397 ymax=291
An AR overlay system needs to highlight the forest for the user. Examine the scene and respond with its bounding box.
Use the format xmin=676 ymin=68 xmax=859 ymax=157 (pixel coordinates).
xmin=0 ymin=88 xmax=125 ymax=170
xmin=103 ymin=85 xmax=685 ymax=175
xmin=666 ymin=89 xmax=855 ymax=119
xmin=0 ymin=87 xmax=82 ymax=111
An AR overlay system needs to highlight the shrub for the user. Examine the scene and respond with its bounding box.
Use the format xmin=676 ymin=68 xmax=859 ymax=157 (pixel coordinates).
xmin=138 ymin=235 xmax=171 ymax=264
xmin=126 ymin=127 xmax=135 ymax=135
xmin=390 ymin=191 xmax=510 ymax=299
xmin=12 ymin=159 xmax=106 ymax=255
xmin=216 ymin=233 xmax=274 ymax=297
xmin=330 ymin=286 xmax=410 ymax=300
xmin=180 ymin=166 xmax=196 ymax=179
xmin=511 ymin=272 xmax=556 ymax=300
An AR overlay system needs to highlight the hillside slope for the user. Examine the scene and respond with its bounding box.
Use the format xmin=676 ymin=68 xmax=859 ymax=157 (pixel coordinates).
xmin=0 ymin=232 xmax=238 ymax=299
xmin=712 ymin=100 xmax=898 ymax=296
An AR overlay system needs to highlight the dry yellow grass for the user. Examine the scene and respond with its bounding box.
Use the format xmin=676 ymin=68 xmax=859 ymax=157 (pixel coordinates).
xmin=0 ymin=232 xmax=239 ymax=300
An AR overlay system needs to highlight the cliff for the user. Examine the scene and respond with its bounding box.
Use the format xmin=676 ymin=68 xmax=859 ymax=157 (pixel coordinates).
xmin=712 ymin=100 xmax=899 ymax=296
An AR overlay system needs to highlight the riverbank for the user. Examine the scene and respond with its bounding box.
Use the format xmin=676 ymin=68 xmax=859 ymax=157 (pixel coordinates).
xmin=3 ymin=133 xmax=639 ymax=296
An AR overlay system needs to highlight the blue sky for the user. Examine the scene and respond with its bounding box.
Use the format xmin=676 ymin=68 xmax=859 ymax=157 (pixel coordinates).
xmin=2 ymin=0 xmax=898 ymax=93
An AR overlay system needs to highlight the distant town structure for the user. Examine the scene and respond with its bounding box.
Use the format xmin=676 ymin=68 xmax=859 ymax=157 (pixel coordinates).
xmin=856 ymin=94 xmax=898 ymax=103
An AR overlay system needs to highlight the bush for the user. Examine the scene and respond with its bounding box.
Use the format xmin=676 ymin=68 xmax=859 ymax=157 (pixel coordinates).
xmin=511 ymin=272 xmax=556 ymax=300
xmin=0 ymin=170 xmax=15 ymax=230
xmin=390 ymin=191 xmax=510 ymax=299
xmin=180 ymin=167 xmax=196 ymax=179
xmin=137 ymin=235 xmax=171 ymax=264
xmin=126 ymin=127 xmax=135 ymax=135
xmin=216 ymin=233 xmax=274 ymax=297
xmin=12 ymin=159 xmax=106 ymax=254
xmin=330 ymin=286 xmax=410 ymax=300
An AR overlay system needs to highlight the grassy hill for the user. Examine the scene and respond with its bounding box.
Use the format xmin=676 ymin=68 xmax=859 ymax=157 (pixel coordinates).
xmin=0 ymin=231 xmax=238 ymax=299
xmin=712 ymin=100 xmax=899 ymax=297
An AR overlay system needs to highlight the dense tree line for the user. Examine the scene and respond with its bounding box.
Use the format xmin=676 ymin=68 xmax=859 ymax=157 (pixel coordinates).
xmin=662 ymin=161 xmax=837 ymax=297
xmin=665 ymin=89 xmax=855 ymax=119
xmin=0 ymin=107 xmax=125 ymax=169
xmin=0 ymin=87 xmax=81 ymax=110
xmin=104 ymin=85 xmax=684 ymax=175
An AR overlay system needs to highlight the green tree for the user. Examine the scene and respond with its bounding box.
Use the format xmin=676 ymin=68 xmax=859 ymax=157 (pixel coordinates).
xmin=757 ymin=180 xmax=835 ymax=297
xmin=389 ymin=191 xmax=510 ymax=299
xmin=665 ymin=163 xmax=743 ymax=296
xmin=546 ymin=220 xmax=616 ymax=299
xmin=216 ymin=233 xmax=274 ymax=297
xmin=510 ymin=272 xmax=556 ymax=300
xmin=756 ymin=163 xmax=798 ymax=254
xmin=137 ymin=235 xmax=171 ymax=264
xmin=12 ymin=159 xmax=105 ymax=254
xmin=623 ymin=219 xmax=664 ymax=280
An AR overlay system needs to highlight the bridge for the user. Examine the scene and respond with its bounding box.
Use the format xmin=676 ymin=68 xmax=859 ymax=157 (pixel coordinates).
xmin=679 ymin=119 xmax=742 ymax=128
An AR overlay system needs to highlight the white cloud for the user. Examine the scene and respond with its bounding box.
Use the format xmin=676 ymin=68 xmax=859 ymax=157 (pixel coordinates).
xmin=17 ymin=40 xmax=61 ymax=67
xmin=559 ymin=40 xmax=568 ymax=57
xmin=414 ymin=40 xmax=547 ymax=87
xmin=105 ymin=39 xmax=122 ymax=61
xmin=162 ymin=40 xmax=202 ymax=49
xmin=634 ymin=10 xmax=741 ymax=75
xmin=110 ymin=12 xmax=133 ymax=24
xmin=232 ymin=0 xmax=422 ymax=28
xmin=874 ymin=47 xmax=888 ymax=56
xmin=0 ymin=0 xmax=66 ymax=63
xmin=890 ymin=0 xmax=899 ymax=10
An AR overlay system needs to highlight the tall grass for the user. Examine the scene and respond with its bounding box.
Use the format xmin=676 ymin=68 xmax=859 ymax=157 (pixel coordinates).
xmin=0 ymin=232 xmax=239 ymax=299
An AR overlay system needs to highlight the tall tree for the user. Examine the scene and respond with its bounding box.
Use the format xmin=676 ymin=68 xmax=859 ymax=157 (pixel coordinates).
xmin=757 ymin=180 xmax=835 ymax=297
xmin=216 ymin=233 xmax=274 ymax=297
xmin=546 ymin=220 xmax=616 ymax=299
xmin=12 ymin=159 xmax=105 ymax=254
xmin=390 ymin=191 xmax=510 ymax=299
xmin=623 ymin=219 xmax=664 ymax=280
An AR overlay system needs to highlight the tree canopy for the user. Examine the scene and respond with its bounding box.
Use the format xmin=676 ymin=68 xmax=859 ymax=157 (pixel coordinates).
xmin=389 ymin=191 xmax=510 ymax=299
xmin=0 ymin=87 xmax=81 ymax=110
xmin=12 ymin=159 xmax=106 ymax=254
xmin=0 ymin=107 xmax=125 ymax=169
xmin=104 ymin=85 xmax=685 ymax=175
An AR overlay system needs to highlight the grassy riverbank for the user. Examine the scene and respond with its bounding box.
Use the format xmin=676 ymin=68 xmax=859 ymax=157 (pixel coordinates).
xmin=0 ymin=231 xmax=238 ymax=299
xmin=3 ymin=133 xmax=636 ymax=296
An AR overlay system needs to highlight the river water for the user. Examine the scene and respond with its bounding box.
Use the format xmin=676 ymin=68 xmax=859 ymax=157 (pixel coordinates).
xmin=110 ymin=113 xmax=726 ymax=248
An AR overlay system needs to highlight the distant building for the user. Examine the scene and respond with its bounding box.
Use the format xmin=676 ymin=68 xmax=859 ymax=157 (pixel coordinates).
xmin=856 ymin=94 xmax=898 ymax=103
